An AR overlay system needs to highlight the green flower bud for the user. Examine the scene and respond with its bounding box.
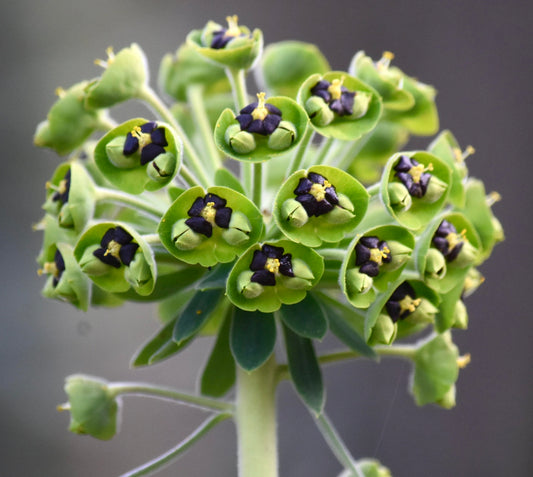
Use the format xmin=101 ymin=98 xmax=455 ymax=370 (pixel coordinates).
xmin=381 ymin=240 xmax=412 ymax=272
xmin=368 ymin=313 xmax=397 ymax=345
xmin=292 ymin=258 xmax=315 ymax=281
xmin=58 ymin=204 xmax=74 ymax=228
xmin=323 ymin=204 xmax=354 ymax=224
xmin=105 ymin=136 xmax=138 ymax=168
xmin=225 ymin=124 xmax=256 ymax=154
xmin=435 ymin=384 xmax=457 ymax=409
xmin=425 ymin=248 xmax=447 ymax=280
xmin=238 ymin=271 xmax=264 ymax=298
xmin=388 ymin=182 xmax=412 ymax=211
xmin=406 ymin=297 xmax=439 ymax=324
xmin=59 ymin=375 xmax=120 ymax=440
xmin=452 ymin=299 xmax=468 ymax=329
xmin=79 ymin=245 xmax=110 ymax=276
xmin=221 ymin=211 xmax=253 ymax=246
xmin=124 ymin=252 xmax=152 ymax=289
xmin=351 ymin=91 xmax=372 ymax=118
xmin=281 ymin=198 xmax=309 ymax=228
xmin=305 ymin=96 xmax=334 ymax=126
xmin=172 ymin=219 xmax=205 ymax=251
xmin=337 ymin=192 xmax=355 ymax=212
xmin=452 ymin=239 xmax=478 ymax=268
xmin=146 ymin=152 xmax=177 ymax=182
xmin=267 ymin=120 xmax=297 ymax=150
xmin=346 ymin=268 xmax=373 ymax=295
xmin=422 ymin=175 xmax=448 ymax=203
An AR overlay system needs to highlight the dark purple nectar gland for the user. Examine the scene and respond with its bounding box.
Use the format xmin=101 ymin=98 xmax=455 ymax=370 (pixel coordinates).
xmin=249 ymin=244 xmax=295 ymax=286
xmin=210 ymin=15 xmax=248 ymax=49
xmin=432 ymin=220 xmax=466 ymax=262
xmin=393 ymin=155 xmax=434 ymax=199
xmin=355 ymin=236 xmax=392 ymax=277
xmin=93 ymin=226 xmax=139 ymax=269
xmin=185 ymin=193 xmax=232 ymax=238
xmin=123 ymin=122 xmax=168 ymax=166
xmin=310 ymin=77 xmax=355 ymax=116
xmin=51 ymin=169 xmax=71 ymax=204
xmin=293 ymin=172 xmax=339 ymax=217
xmin=385 ymin=282 xmax=421 ymax=323
xmin=236 ymin=92 xmax=282 ymax=136
xmin=38 ymin=249 xmax=66 ymax=287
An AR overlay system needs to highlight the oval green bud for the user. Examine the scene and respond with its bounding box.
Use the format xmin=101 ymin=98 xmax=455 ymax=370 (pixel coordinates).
xmin=425 ymin=248 xmax=447 ymax=280
xmin=388 ymin=182 xmax=412 ymax=211
xmin=323 ymin=205 xmax=354 ymax=224
xmin=228 ymin=210 xmax=252 ymax=233
xmin=381 ymin=240 xmax=412 ymax=272
xmin=124 ymin=252 xmax=151 ymax=289
xmin=237 ymin=271 xmax=264 ymax=298
xmin=351 ymin=91 xmax=372 ymax=118
xmin=281 ymin=198 xmax=309 ymax=228
xmin=147 ymin=152 xmax=177 ymax=182
xmin=368 ymin=313 xmax=397 ymax=345
xmin=228 ymin=129 xmax=256 ymax=154
xmin=106 ymin=136 xmax=137 ymax=169
xmin=222 ymin=227 xmax=251 ymax=246
xmin=305 ymin=96 xmax=334 ymax=126
xmin=452 ymin=299 xmax=468 ymax=329
xmin=172 ymin=219 xmax=205 ymax=251
xmin=346 ymin=268 xmax=373 ymax=295
xmin=407 ymin=297 xmax=439 ymax=324
xmin=292 ymin=258 xmax=315 ymax=281
xmin=337 ymin=192 xmax=355 ymax=212
xmin=423 ymin=175 xmax=448 ymax=203
xmin=79 ymin=245 xmax=110 ymax=276
xmin=267 ymin=120 xmax=297 ymax=150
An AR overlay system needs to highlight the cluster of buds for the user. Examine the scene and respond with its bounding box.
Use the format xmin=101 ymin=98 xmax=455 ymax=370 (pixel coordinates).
xmin=34 ymin=15 xmax=503 ymax=476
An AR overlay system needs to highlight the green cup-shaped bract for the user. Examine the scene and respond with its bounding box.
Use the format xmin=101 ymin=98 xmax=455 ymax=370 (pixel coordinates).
xmin=61 ymin=375 xmax=120 ymax=440
xmin=41 ymin=243 xmax=91 ymax=311
xmin=341 ymin=225 xmax=415 ymax=309
xmin=274 ymin=165 xmax=369 ymax=247
xmin=34 ymin=81 xmax=106 ymax=156
xmin=226 ymin=240 xmax=324 ymax=313
xmin=297 ymin=71 xmax=382 ymax=140
xmin=42 ymin=162 xmax=96 ymax=232
xmin=187 ymin=18 xmax=263 ymax=70
xmin=85 ymin=44 xmax=148 ymax=109
xmin=158 ymin=186 xmax=264 ymax=267
xmin=94 ymin=118 xmax=182 ymax=194
xmin=414 ymin=212 xmax=481 ymax=294
xmin=380 ymin=151 xmax=452 ymax=231
xmin=36 ymin=214 xmax=80 ymax=266
xmin=214 ymin=96 xmax=309 ymax=162
xmin=410 ymin=332 xmax=460 ymax=406
xmin=158 ymin=44 xmax=230 ymax=102
xmin=257 ymin=41 xmax=330 ymax=99
xmin=74 ymin=221 xmax=156 ymax=296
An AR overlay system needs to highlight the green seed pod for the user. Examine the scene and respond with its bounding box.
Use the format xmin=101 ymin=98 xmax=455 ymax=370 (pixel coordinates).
xmin=147 ymin=152 xmax=177 ymax=183
xmin=281 ymin=198 xmax=309 ymax=228
xmin=304 ymin=96 xmax=334 ymax=126
xmin=346 ymin=268 xmax=373 ymax=295
xmin=221 ymin=211 xmax=253 ymax=246
xmin=381 ymin=240 xmax=412 ymax=272
xmin=291 ymin=258 xmax=315 ymax=281
xmin=85 ymin=44 xmax=148 ymax=109
xmin=336 ymin=193 xmax=355 ymax=212
xmin=422 ymin=175 xmax=448 ymax=203
xmin=368 ymin=313 xmax=397 ymax=346
xmin=406 ymin=297 xmax=439 ymax=324
xmin=172 ymin=219 xmax=206 ymax=251
xmin=79 ymin=245 xmax=110 ymax=276
xmin=453 ymin=240 xmax=478 ymax=268
xmin=435 ymin=385 xmax=457 ymax=409
xmin=267 ymin=120 xmax=297 ymax=150
xmin=59 ymin=375 xmax=120 ymax=440
xmin=452 ymin=299 xmax=468 ymax=329
xmin=424 ymin=248 xmax=447 ymax=280
xmin=124 ymin=252 xmax=152 ymax=290
xmin=388 ymin=182 xmax=412 ymax=211
xmin=237 ymin=271 xmax=264 ymax=298
xmin=228 ymin=129 xmax=256 ymax=154
xmin=351 ymin=91 xmax=372 ymax=118
xmin=105 ymin=136 xmax=138 ymax=169
xmin=323 ymin=204 xmax=354 ymax=224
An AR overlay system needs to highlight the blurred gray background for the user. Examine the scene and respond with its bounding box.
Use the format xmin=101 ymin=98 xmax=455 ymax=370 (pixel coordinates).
xmin=2 ymin=0 xmax=532 ymax=476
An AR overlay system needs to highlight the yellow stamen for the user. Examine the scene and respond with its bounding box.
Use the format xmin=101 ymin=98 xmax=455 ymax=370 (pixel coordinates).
xmin=457 ymin=353 xmax=471 ymax=369
xmin=201 ymin=202 xmax=217 ymax=224
xmin=398 ymin=295 xmax=421 ymax=315
xmin=94 ymin=46 xmax=115 ymax=68
xmin=454 ymin=145 xmax=476 ymax=163
xmin=225 ymin=15 xmax=241 ymax=37
xmin=55 ymin=87 xmax=66 ymax=98
xmin=131 ymin=125 xmax=152 ymax=149
xmin=38 ymin=262 xmax=59 ymax=277
xmin=252 ymin=92 xmax=269 ymax=121
xmin=369 ymin=246 xmax=390 ymax=265
xmin=104 ymin=240 xmax=121 ymax=259
xmin=265 ymin=257 xmax=280 ymax=274
xmin=328 ymin=77 xmax=345 ymax=101
xmin=408 ymin=162 xmax=433 ymax=183
xmin=487 ymin=191 xmax=501 ymax=206
xmin=309 ymin=180 xmax=332 ymax=202
xmin=56 ymin=403 xmax=70 ymax=412
xmin=376 ymin=51 xmax=395 ymax=71
xmin=446 ymin=229 xmax=467 ymax=251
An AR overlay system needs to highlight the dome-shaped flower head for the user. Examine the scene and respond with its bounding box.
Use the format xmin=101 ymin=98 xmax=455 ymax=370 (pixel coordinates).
xmin=355 ymin=236 xmax=392 ymax=277
xmin=185 ymin=193 xmax=232 ymax=238
xmin=310 ymin=77 xmax=355 ymax=116
xmin=293 ymin=172 xmax=339 ymax=217
xmin=385 ymin=281 xmax=421 ymax=323
xmin=123 ymin=121 xmax=168 ymax=166
xmin=236 ymin=92 xmax=282 ymax=135
xmin=93 ymin=226 xmax=139 ymax=268
xmin=210 ymin=15 xmax=250 ymax=49
xmin=250 ymin=244 xmax=294 ymax=286
xmin=393 ymin=155 xmax=433 ymax=198
xmin=432 ymin=219 xmax=466 ymax=262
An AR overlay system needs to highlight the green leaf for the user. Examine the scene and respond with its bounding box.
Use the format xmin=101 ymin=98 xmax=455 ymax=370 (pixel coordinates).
xmin=197 ymin=261 xmax=236 ymax=290
xmin=214 ymin=168 xmax=246 ymax=195
xmin=279 ymin=294 xmax=328 ymax=340
xmin=173 ymin=288 xmax=224 ymax=343
xmin=200 ymin=309 xmax=236 ymax=397
xmin=230 ymin=308 xmax=276 ymax=371
xmin=282 ymin=323 xmax=324 ymax=415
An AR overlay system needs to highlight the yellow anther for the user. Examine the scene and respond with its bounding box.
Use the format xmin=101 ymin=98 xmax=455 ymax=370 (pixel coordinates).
xmin=225 ymin=15 xmax=241 ymax=37
xmin=328 ymin=77 xmax=345 ymax=100
xmin=104 ymin=240 xmax=121 ymax=259
xmin=196 ymin=309 xmax=202 ymax=315
xmin=265 ymin=257 xmax=280 ymax=274
xmin=369 ymin=246 xmax=390 ymax=265
xmin=201 ymin=202 xmax=217 ymax=224
xmin=252 ymin=92 xmax=269 ymax=121
xmin=55 ymin=87 xmax=66 ymax=98
xmin=408 ymin=162 xmax=433 ymax=183
xmin=94 ymin=46 xmax=115 ymax=68
xmin=57 ymin=179 xmax=68 ymax=195
xmin=309 ymin=180 xmax=331 ymax=202
xmin=446 ymin=229 xmax=467 ymax=251
xmin=487 ymin=191 xmax=501 ymax=206
xmin=56 ymin=403 xmax=70 ymax=412
xmin=38 ymin=262 xmax=59 ymax=277
xmin=457 ymin=353 xmax=471 ymax=369
xmin=376 ymin=51 xmax=395 ymax=71
xmin=398 ymin=295 xmax=421 ymax=315
xmin=131 ymin=125 xmax=152 ymax=149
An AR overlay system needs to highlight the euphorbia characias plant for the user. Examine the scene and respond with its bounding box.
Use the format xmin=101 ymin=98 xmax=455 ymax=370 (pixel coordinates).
xmin=34 ymin=14 xmax=503 ymax=477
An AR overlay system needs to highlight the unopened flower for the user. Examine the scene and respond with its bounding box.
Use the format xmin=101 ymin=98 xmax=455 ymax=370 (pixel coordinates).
xmin=250 ymin=244 xmax=294 ymax=286
xmin=123 ymin=121 xmax=168 ymax=166
xmin=185 ymin=193 xmax=232 ymax=238
xmin=93 ymin=226 xmax=139 ymax=268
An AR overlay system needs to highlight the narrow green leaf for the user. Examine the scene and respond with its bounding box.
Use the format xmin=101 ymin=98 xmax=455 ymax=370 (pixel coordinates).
xmin=230 ymin=308 xmax=276 ymax=371
xmin=279 ymin=294 xmax=328 ymax=340
xmin=197 ymin=261 xmax=235 ymax=290
xmin=282 ymin=323 xmax=324 ymax=415
xmin=173 ymin=288 xmax=224 ymax=343
xmin=214 ymin=168 xmax=245 ymax=195
xmin=200 ymin=309 xmax=236 ymax=397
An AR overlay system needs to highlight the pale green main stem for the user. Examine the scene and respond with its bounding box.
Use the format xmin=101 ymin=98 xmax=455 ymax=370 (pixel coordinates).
xmin=236 ymin=356 xmax=279 ymax=477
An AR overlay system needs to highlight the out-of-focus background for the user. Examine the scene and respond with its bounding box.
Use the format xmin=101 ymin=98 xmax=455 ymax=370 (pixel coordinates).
xmin=2 ymin=1 xmax=532 ymax=476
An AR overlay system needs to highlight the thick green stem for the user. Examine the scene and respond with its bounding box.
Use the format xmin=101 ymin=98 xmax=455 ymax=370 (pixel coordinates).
xmin=236 ymin=356 xmax=279 ymax=477
xmin=95 ymin=187 xmax=167 ymax=217
xmin=286 ymin=126 xmax=314 ymax=176
xmin=253 ymin=162 xmax=263 ymax=209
